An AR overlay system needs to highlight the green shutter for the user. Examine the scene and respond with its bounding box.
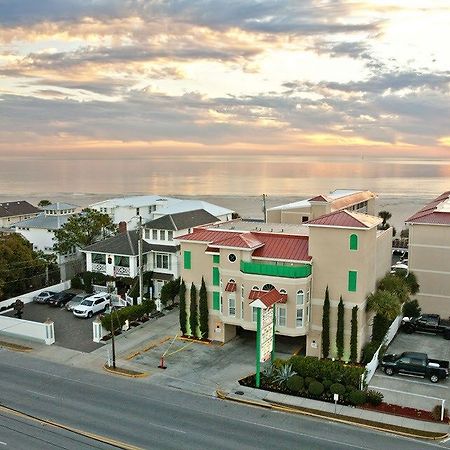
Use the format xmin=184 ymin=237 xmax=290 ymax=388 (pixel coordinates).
xmin=212 ymin=267 xmax=220 ymax=286
xmin=213 ymin=292 xmax=220 ymax=310
xmin=350 ymin=234 xmax=358 ymax=250
xmin=348 ymin=271 xmax=357 ymax=292
xmin=213 ymin=254 xmax=220 ymax=264
xmin=184 ymin=251 xmax=191 ymax=270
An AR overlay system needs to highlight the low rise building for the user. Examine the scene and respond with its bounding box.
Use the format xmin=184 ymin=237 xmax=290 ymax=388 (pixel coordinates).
xmin=406 ymin=191 xmax=450 ymax=316
xmin=178 ymin=210 xmax=391 ymax=358
xmin=0 ymin=200 xmax=41 ymax=227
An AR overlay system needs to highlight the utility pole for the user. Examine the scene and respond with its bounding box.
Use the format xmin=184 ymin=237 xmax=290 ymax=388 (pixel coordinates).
xmin=262 ymin=194 xmax=267 ymax=223
xmin=109 ymin=297 xmax=116 ymax=369
xmin=138 ymin=215 xmax=143 ymax=305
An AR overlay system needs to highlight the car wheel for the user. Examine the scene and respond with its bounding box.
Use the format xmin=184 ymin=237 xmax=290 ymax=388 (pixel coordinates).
xmin=87 ymin=311 xmax=93 ymax=318
xmin=430 ymin=374 xmax=439 ymax=383
xmin=384 ymin=367 xmax=394 ymax=376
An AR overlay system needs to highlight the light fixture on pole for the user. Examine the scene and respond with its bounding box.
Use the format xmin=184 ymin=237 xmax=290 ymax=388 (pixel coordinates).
xmin=138 ymin=215 xmax=143 ymax=305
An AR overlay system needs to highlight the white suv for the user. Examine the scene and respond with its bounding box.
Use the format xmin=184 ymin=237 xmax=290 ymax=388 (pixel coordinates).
xmin=73 ymin=293 xmax=110 ymax=319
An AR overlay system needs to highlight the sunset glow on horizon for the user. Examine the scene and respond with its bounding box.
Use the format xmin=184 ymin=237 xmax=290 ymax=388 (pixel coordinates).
xmin=1 ymin=1 xmax=449 ymax=158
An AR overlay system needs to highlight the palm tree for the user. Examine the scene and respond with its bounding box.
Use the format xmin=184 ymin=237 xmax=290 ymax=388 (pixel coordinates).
xmin=405 ymin=272 xmax=420 ymax=295
xmin=376 ymin=274 xmax=410 ymax=304
xmin=366 ymin=291 xmax=401 ymax=321
xmin=378 ymin=210 xmax=392 ymax=227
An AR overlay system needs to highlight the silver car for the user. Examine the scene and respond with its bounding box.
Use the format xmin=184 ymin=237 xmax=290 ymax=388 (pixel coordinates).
xmin=65 ymin=293 xmax=90 ymax=311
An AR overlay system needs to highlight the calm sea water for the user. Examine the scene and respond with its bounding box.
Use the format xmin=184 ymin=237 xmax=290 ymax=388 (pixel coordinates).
xmin=0 ymin=152 xmax=449 ymax=199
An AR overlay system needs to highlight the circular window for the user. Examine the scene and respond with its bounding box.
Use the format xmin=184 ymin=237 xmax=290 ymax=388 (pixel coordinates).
xmin=228 ymin=253 xmax=237 ymax=263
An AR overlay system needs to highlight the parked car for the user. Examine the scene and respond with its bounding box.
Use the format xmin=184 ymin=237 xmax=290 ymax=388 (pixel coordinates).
xmin=381 ymin=352 xmax=449 ymax=383
xmin=402 ymin=314 xmax=450 ymax=339
xmin=72 ymin=293 xmax=110 ymax=319
xmin=66 ymin=293 xmax=91 ymax=312
xmin=33 ymin=291 xmax=57 ymax=304
xmin=48 ymin=292 xmax=76 ymax=308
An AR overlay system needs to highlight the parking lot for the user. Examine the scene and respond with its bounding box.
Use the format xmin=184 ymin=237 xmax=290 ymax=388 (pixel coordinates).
xmin=5 ymin=301 xmax=104 ymax=353
xmin=370 ymin=330 xmax=450 ymax=410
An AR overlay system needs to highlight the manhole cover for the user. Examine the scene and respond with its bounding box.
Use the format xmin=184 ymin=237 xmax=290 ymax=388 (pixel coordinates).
xmin=234 ymin=391 xmax=244 ymax=395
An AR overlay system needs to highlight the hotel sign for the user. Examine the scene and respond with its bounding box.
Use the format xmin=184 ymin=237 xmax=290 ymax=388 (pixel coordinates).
xmin=260 ymin=306 xmax=274 ymax=363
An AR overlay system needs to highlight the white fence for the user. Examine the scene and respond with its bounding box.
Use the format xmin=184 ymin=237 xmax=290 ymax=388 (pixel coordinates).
xmin=0 ymin=316 xmax=55 ymax=345
xmin=364 ymin=315 xmax=403 ymax=384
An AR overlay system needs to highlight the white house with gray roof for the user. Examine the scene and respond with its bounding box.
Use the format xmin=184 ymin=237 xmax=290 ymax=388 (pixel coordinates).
xmin=89 ymin=195 xmax=233 ymax=231
xmin=0 ymin=200 xmax=41 ymax=227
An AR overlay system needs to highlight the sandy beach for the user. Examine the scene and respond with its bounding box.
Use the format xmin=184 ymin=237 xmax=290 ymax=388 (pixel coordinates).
xmin=0 ymin=192 xmax=433 ymax=235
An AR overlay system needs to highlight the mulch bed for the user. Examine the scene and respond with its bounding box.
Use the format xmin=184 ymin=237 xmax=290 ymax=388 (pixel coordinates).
xmin=361 ymin=402 xmax=448 ymax=423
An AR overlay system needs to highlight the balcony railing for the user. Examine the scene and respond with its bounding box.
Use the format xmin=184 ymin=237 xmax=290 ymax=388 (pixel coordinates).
xmin=114 ymin=266 xmax=130 ymax=277
xmin=92 ymin=263 xmax=107 ymax=273
xmin=240 ymin=261 xmax=312 ymax=278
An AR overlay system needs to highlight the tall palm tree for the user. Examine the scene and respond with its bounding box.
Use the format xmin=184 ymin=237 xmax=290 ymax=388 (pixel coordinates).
xmin=376 ymin=274 xmax=410 ymax=304
xmin=378 ymin=210 xmax=392 ymax=227
xmin=366 ymin=291 xmax=401 ymax=321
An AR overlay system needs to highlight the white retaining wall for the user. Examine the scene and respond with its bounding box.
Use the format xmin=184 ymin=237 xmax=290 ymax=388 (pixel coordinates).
xmin=0 ymin=316 xmax=55 ymax=345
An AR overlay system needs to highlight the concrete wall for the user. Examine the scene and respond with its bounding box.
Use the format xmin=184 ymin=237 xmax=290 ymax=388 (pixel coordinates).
xmin=408 ymin=223 xmax=450 ymax=316
xmin=0 ymin=316 xmax=55 ymax=345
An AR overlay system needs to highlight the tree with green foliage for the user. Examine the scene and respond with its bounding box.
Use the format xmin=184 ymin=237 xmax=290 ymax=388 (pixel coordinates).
xmin=336 ymin=296 xmax=345 ymax=360
xmin=366 ymin=290 xmax=401 ymax=321
xmin=378 ymin=210 xmax=392 ymax=230
xmin=199 ymin=277 xmax=209 ymax=339
xmin=405 ymin=272 xmax=419 ymax=296
xmin=350 ymin=306 xmax=358 ymax=363
xmin=0 ymin=234 xmax=59 ymax=300
xmin=38 ymin=199 xmax=52 ymax=207
xmin=179 ymin=280 xmax=187 ymax=335
xmin=53 ymin=208 xmax=117 ymax=254
xmin=321 ymin=286 xmax=330 ymax=359
xmin=376 ymin=273 xmax=410 ymax=304
xmin=189 ymin=283 xmax=198 ymax=337
xmin=160 ymin=277 xmax=180 ymax=308
xmin=402 ymin=299 xmax=421 ymax=318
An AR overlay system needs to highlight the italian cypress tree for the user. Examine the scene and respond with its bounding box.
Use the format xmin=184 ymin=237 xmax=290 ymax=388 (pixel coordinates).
xmin=336 ymin=296 xmax=344 ymax=360
xmin=189 ymin=282 xmax=198 ymax=337
xmin=321 ymin=286 xmax=330 ymax=358
xmin=179 ymin=280 xmax=187 ymax=336
xmin=350 ymin=306 xmax=358 ymax=363
xmin=199 ymin=277 xmax=209 ymax=339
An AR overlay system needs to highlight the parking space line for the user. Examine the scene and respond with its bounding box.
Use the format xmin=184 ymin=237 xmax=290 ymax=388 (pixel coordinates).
xmin=374 ymin=374 xmax=449 ymax=389
xmin=371 ymin=385 xmax=444 ymax=400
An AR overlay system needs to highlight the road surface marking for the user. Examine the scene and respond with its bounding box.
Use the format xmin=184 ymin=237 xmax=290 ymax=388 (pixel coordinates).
xmin=148 ymin=422 xmax=186 ymax=434
xmin=0 ymin=441 xmax=6 ymax=446
xmin=375 ymin=374 xmax=448 ymax=388
xmin=26 ymin=390 xmax=56 ymax=399
xmin=371 ymin=385 xmax=445 ymax=400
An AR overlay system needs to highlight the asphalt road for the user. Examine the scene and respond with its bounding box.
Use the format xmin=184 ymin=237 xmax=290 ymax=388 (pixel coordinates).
xmin=0 ymin=350 xmax=448 ymax=450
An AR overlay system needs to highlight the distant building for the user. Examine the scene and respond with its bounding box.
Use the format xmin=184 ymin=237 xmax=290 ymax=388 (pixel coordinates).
xmin=89 ymin=195 xmax=234 ymax=231
xmin=178 ymin=209 xmax=391 ymax=358
xmin=406 ymin=191 xmax=450 ymax=316
xmin=0 ymin=200 xmax=41 ymax=227
xmin=266 ymin=189 xmax=376 ymax=224
xmin=14 ymin=203 xmax=80 ymax=278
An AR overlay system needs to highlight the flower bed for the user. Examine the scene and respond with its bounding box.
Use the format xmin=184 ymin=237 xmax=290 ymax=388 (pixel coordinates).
xmin=362 ymin=402 xmax=449 ymax=423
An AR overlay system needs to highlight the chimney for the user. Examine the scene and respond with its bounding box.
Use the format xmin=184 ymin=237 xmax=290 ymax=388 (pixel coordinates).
xmin=118 ymin=221 xmax=127 ymax=233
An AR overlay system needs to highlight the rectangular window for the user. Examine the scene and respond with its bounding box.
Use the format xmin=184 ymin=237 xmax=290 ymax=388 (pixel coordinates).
xmin=213 ymin=254 xmax=220 ymax=264
xmin=154 ymin=253 xmax=170 ymax=270
xmin=92 ymin=253 xmax=106 ymax=264
xmin=296 ymin=308 xmax=303 ymax=327
xmin=241 ymin=299 xmax=244 ymax=319
xmin=348 ymin=270 xmax=357 ymax=292
xmin=184 ymin=251 xmax=191 ymax=269
xmin=114 ymin=255 xmax=130 ymax=267
xmin=228 ymin=297 xmax=236 ymax=316
xmin=212 ymin=267 xmax=220 ymax=286
xmin=159 ymin=230 xmax=165 ymax=240
xmin=144 ymin=229 xmax=150 ymax=239
xmin=277 ymin=306 xmax=286 ymax=327
xmin=168 ymin=231 xmax=173 ymax=241
xmin=152 ymin=230 xmax=158 ymax=240
xmin=241 ymin=285 xmax=244 ymax=299
xmin=136 ymin=207 xmax=140 ymax=216
xmin=213 ymin=292 xmax=220 ymax=311
xmin=252 ymin=307 xmax=258 ymax=322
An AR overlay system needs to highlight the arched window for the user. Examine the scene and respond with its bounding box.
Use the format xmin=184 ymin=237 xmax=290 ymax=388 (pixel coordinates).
xmin=296 ymin=290 xmax=304 ymax=305
xmin=252 ymin=286 xmax=259 ymax=291
xmin=229 ymin=278 xmax=236 ymax=283
xmin=279 ymin=289 xmax=287 ymax=294
xmin=262 ymin=283 xmax=275 ymax=291
xmin=350 ymin=234 xmax=358 ymax=251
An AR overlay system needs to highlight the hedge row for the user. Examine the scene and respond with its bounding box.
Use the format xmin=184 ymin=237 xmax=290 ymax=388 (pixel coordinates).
xmin=101 ymin=299 xmax=155 ymax=332
xmin=287 ymin=355 xmax=365 ymax=389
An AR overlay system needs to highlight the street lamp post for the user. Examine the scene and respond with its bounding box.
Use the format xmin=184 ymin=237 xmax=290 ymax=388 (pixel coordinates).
xmin=138 ymin=216 xmax=143 ymax=305
xmin=109 ymin=297 xmax=116 ymax=369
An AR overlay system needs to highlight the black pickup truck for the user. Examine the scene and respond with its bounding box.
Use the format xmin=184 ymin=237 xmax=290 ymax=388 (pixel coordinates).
xmin=381 ymin=352 xmax=449 ymax=383
xmin=402 ymin=314 xmax=450 ymax=339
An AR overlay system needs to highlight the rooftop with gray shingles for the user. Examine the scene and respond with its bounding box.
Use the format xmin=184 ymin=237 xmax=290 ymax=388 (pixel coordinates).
xmin=144 ymin=209 xmax=219 ymax=230
xmin=0 ymin=200 xmax=41 ymax=218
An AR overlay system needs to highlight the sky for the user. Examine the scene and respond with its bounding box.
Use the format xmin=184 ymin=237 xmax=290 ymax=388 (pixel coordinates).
xmin=0 ymin=0 xmax=449 ymax=158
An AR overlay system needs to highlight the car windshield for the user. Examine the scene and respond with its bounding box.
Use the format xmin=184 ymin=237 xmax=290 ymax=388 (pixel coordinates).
xmin=72 ymin=295 xmax=85 ymax=302
xmin=81 ymin=300 xmax=93 ymax=306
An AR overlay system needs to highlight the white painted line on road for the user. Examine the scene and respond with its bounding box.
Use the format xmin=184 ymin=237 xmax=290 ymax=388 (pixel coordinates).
xmin=0 ymin=441 xmax=6 ymax=446
xmin=147 ymin=422 xmax=185 ymax=434
xmin=26 ymin=390 xmax=56 ymax=399
xmin=371 ymin=385 xmax=445 ymax=401
xmin=441 ymin=436 xmax=450 ymax=443
xmin=375 ymin=374 xmax=449 ymax=389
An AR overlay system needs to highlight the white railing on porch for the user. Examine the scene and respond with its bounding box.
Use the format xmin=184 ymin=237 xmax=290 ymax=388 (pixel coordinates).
xmin=114 ymin=266 xmax=130 ymax=276
xmin=92 ymin=263 xmax=107 ymax=273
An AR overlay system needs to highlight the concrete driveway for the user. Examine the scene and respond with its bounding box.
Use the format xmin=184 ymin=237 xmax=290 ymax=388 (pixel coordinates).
xmin=5 ymin=301 xmax=103 ymax=353
xmin=369 ymin=331 xmax=450 ymax=410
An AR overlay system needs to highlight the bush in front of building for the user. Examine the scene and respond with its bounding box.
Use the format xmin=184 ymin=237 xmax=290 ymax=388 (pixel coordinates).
xmin=365 ymin=390 xmax=384 ymax=406
xmin=348 ymin=390 xmax=367 ymax=406
xmin=330 ymin=383 xmax=346 ymax=396
xmin=286 ymin=375 xmax=304 ymax=392
xmin=308 ymin=380 xmax=325 ymax=397
xmin=101 ymin=300 xmax=155 ymax=332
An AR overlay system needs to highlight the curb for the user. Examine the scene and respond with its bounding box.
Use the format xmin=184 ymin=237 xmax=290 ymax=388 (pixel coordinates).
xmin=216 ymin=390 xmax=449 ymax=441
xmin=103 ymin=363 xmax=149 ymax=378
xmin=178 ymin=336 xmax=213 ymax=346
xmin=0 ymin=340 xmax=33 ymax=353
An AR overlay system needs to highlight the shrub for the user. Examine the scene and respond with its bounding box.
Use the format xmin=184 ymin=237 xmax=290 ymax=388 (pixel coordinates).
xmin=431 ymin=404 xmax=448 ymax=421
xmin=272 ymin=358 xmax=285 ymax=370
xmin=322 ymin=379 xmax=332 ymax=391
xmin=336 ymin=296 xmax=344 ymax=360
xmin=273 ymin=364 xmax=295 ymax=387
xmin=361 ymin=342 xmax=379 ymax=364
xmin=366 ymin=390 xmax=384 ymax=406
xmin=286 ymin=375 xmax=304 ymax=392
xmin=330 ymin=383 xmax=346 ymax=396
xmin=403 ymin=299 xmax=421 ymax=318
xmin=350 ymin=306 xmax=358 ymax=363
xmin=321 ymin=286 xmax=330 ymax=358
xmin=372 ymin=314 xmax=390 ymax=345
xmin=304 ymin=376 xmax=315 ymax=387
xmin=348 ymin=390 xmax=367 ymax=406
xmin=71 ymin=275 xmax=83 ymax=290
xmin=308 ymin=381 xmax=324 ymax=397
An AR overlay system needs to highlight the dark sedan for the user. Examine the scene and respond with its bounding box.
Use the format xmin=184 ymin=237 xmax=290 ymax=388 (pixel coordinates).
xmin=48 ymin=292 xmax=76 ymax=308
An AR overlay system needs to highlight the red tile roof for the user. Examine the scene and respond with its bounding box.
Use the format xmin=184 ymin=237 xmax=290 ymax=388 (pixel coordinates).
xmin=306 ymin=210 xmax=380 ymax=229
xmin=249 ymin=289 xmax=287 ymax=307
xmin=178 ymin=228 xmax=311 ymax=262
xmin=225 ymin=282 xmax=237 ymax=292
xmin=406 ymin=191 xmax=450 ymax=225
